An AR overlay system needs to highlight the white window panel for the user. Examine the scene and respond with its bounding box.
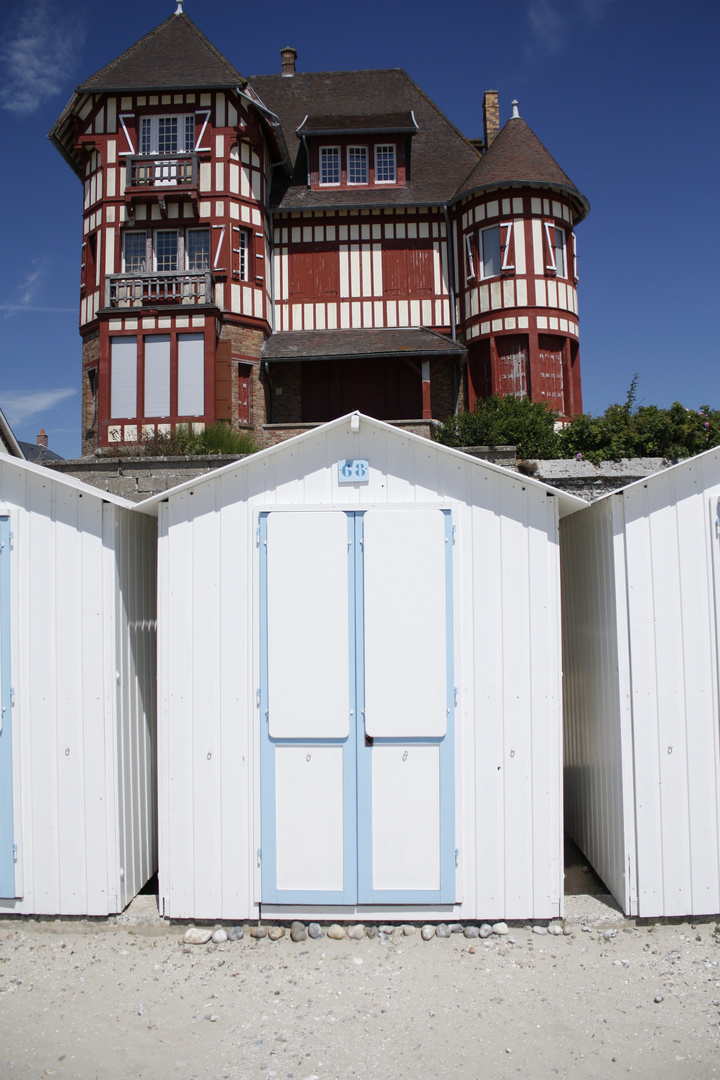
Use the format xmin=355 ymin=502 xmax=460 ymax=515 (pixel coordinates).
xmin=266 ymin=512 xmax=350 ymax=740
xmin=480 ymin=225 xmax=501 ymax=278
xmin=319 ymin=146 xmax=340 ymax=185
xmin=375 ymin=144 xmax=396 ymax=183
xmin=347 ymin=145 xmax=368 ymax=185
xmin=144 ymin=335 xmax=170 ymax=418
xmin=177 ymin=333 xmax=205 ymax=416
xmin=110 ymin=337 xmax=137 ymax=419
xmin=363 ymin=509 xmax=447 ymax=738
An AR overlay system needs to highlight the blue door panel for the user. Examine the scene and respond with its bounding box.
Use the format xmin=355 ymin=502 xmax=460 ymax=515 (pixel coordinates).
xmin=0 ymin=517 xmax=15 ymax=898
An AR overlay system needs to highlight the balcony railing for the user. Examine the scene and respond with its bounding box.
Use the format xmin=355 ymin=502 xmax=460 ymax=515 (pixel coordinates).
xmin=105 ymin=271 xmax=214 ymax=308
xmin=125 ymin=153 xmax=199 ymax=189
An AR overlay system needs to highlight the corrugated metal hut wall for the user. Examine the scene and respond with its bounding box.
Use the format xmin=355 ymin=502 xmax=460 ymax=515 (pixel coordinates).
xmin=621 ymin=452 xmax=720 ymax=917
xmin=156 ymin=420 xmax=565 ymax=921
xmin=0 ymin=457 xmax=157 ymax=915
xmin=560 ymin=497 xmax=637 ymax=914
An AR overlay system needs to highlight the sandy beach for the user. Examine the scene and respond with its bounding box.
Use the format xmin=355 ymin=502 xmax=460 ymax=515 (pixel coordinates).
xmin=1 ymin=887 xmax=718 ymax=1080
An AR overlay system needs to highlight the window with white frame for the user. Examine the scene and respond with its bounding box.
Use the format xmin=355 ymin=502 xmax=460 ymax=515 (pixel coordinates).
xmin=479 ymin=225 xmax=501 ymax=278
xmin=155 ymin=230 xmax=178 ymax=272
xmin=347 ymin=145 xmax=368 ymax=185
xmin=123 ymin=232 xmax=147 ymax=273
xmin=233 ymin=228 xmax=249 ymax=280
xmin=319 ymin=146 xmax=341 ymax=185
xmin=375 ymin=144 xmax=397 ymax=183
xmin=140 ymin=114 xmax=195 ymax=154
xmin=187 ymin=229 xmax=210 ymax=271
xmin=544 ymin=222 xmax=567 ymax=276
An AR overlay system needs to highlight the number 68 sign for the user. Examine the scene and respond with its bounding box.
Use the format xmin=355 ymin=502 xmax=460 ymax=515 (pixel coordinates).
xmin=337 ymin=459 xmax=370 ymax=484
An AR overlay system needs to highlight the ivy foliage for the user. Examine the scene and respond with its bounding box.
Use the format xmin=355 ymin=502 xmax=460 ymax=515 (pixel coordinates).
xmin=434 ymin=376 xmax=720 ymax=464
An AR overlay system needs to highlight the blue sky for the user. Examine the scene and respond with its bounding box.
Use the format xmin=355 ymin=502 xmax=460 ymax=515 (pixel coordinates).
xmin=0 ymin=0 xmax=717 ymax=458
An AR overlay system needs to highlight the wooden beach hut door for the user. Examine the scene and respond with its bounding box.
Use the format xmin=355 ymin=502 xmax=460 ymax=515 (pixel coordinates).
xmin=0 ymin=517 xmax=15 ymax=898
xmin=259 ymin=508 xmax=455 ymax=906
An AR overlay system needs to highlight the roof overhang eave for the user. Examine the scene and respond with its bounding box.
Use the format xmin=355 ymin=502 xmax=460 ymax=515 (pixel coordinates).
xmin=451 ymin=178 xmax=590 ymax=222
xmin=265 ymin=345 xmax=467 ymax=363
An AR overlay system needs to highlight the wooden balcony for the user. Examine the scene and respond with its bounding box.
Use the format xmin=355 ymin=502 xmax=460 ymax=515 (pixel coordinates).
xmin=125 ymin=153 xmax=199 ymax=190
xmin=105 ymin=271 xmax=214 ymax=308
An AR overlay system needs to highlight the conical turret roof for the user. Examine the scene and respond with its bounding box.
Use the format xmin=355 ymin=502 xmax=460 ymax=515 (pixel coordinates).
xmin=457 ymin=115 xmax=589 ymax=220
xmin=77 ymin=12 xmax=244 ymax=93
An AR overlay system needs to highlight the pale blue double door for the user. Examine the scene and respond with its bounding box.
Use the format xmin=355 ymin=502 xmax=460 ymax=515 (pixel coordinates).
xmin=259 ymin=507 xmax=455 ymax=906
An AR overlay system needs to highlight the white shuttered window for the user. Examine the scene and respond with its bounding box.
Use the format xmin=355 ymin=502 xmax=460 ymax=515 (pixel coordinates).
xmin=177 ymin=333 xmax=205 ymax=416
xmin=144 ymin=336 xmax=171 ymax=417
xmin=110 ymin=337 xmax=137 ymax=419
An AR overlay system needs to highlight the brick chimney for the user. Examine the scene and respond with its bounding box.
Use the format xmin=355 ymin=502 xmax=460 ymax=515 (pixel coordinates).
xmin=36 ymin=429 xmax=48 ymax=448
xmin=483 ymin=90 xmax=500 ymax=151
xmin=281 ymin=46 xmax=297 ymax=77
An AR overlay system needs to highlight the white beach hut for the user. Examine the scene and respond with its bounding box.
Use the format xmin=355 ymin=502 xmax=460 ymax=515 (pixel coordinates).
xmin=562 ymin=447 xmax=720 ymax=917
xmin=0 ymin=453 xmax=157 ymax=916
xmin=142 ymin=413 xmax=585 ymax=923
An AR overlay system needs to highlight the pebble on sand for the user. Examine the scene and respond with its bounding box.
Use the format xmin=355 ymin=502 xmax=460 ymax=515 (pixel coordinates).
xmin=183 ymin=927 xmax=213 ymax=945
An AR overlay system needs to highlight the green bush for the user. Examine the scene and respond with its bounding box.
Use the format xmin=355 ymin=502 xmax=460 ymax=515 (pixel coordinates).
xmin=433 ymin=394 xmax=561 ymax=459
xmin=435 ymin=376 xmax=720 ymax=464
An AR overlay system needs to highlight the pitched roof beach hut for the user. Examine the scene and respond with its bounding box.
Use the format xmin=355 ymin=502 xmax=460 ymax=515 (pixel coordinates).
xmin=141 ymin=414 xmax=585 ymax=922
xmin=562 ymin=448 xmax=720 ymax=917
xmin=0 ymin=454 xmax=157 ymax=915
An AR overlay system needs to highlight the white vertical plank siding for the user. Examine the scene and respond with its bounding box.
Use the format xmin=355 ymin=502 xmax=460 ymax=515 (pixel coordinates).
xmin=0 ymin=459 xmax=156 ymax=916
xmin=561 ymin=498 xmax=633 ymax=911
xmin=155 ymin=415 xmax=574 ymax=921
xmin=562 ymin=449 xmax=720 ymax=918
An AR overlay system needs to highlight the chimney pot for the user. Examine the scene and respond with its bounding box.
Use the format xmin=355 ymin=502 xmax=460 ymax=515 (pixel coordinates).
xmin=280 ymin=46 xmax=297 ymax=77
xmin=37 ymin=430 xmax=48 ymax=448
xmin=483 ymin=90 xmax=500 ymax=151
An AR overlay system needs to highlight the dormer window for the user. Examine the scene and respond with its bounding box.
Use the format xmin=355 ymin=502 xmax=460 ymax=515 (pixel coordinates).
xmin=319 ymin=146 xmax=341 ymax=186
xmin=347 ymin=146 xmax=368 ymax=185
xmin=140 ymin=114 xmax=195 ymax=155
xmin=375 ymin=144 xmax=397 ymax=184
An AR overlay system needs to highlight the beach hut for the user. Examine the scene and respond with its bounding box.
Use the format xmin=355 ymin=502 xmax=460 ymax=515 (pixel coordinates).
xmin=142 ymin=413 xmax=585 ymax=922
xmin=562 ymin=447 xmax=720 ymax=917
xmin=0 ymin=453 xmax=157 ymax=916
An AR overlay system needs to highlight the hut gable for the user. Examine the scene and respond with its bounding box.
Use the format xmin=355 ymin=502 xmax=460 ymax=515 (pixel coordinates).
xmin=149 ymin=415 xmax=585 ymax=922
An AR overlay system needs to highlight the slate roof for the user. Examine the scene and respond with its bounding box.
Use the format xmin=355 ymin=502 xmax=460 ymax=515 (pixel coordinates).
xmin=262 ymin=328 xmax=466 ymax=362
xmin=297 ymin=112 xmax=418 ymax=135
xmin=77 ymin=13 xmax=244 ymax=92
xmin=457 ymin=116 xmax=589 ymax=220
xmin=248 ymin=69 xmax=481 ymax=210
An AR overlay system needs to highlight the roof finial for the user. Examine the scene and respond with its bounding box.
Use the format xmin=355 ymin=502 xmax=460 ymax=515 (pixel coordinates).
xmin=175 ymin=0 xmax=184 ymax=13
xmin=512 ymin=100 xmax=520 ymax=119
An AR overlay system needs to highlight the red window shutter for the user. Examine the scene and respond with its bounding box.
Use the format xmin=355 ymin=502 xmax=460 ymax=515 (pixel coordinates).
xmin=407 ymin=245 xmax=433 ymax=296
xmin=383 ymin=243 xmax=406 ymax=297
xmin=237 ymin=362 xmax=252 ymax=424
xmin=314 ymin=249 xmax=339 ymax=299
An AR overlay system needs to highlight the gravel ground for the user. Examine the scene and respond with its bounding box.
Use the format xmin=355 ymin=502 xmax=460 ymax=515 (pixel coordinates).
xmin=1 ymin=893 xmax=719 ymax=1080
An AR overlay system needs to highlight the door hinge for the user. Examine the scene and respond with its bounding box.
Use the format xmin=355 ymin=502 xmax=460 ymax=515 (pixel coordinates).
xmin=257 ymin=848 xmax=262 ymax=866
xmin=455 ymin=848 xmax=459 ymax=867
xmin=452 ymin=524 xmax=456 ymax=543
xmin=10 ymin=688 xmax=14 ymax=707
xmin=13 ymin=844 xmax=18 ymax=863
xmin=256 ymin=688 xmax=261 ymax=708
xmin=256 ymin=525 xmax=260 ymax=547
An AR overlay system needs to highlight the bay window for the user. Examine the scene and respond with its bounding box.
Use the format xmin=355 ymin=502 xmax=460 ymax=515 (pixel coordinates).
xmin=110 ymin=333 xmax=206 ymax=421
xmin=480 ymin=225 xmax=501 ymax=278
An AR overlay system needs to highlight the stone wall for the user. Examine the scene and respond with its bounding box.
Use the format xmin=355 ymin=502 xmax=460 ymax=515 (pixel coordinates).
xmin=45 ymin=454 xmax=250 ymax=503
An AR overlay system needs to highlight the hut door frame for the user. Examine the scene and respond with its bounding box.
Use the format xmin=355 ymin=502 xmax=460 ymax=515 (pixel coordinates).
xmin=259 ymin=507 xmax=455 ymax=906
xmin=0 ymin=516 xmax=15 ymax=898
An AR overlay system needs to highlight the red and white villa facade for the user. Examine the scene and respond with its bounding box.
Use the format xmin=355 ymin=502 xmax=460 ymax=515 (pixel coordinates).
xmin=49 ymin=5 xmax=589 ymax=454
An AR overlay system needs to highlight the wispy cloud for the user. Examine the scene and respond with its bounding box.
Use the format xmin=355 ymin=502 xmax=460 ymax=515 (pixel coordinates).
xmin=0 ymin=0 xmax=84 ymax=115
xmin=526 ymin=0 xmax=616 ymax=54
xmin=1 ymin=388 xmax=76 ymax=426
xmin=1 ymin=259 xmax=76 ymax=318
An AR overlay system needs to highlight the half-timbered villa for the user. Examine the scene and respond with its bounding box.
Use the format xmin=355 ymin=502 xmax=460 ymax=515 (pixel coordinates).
xmin=49 ymin=4 xmax=589 ymax=455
